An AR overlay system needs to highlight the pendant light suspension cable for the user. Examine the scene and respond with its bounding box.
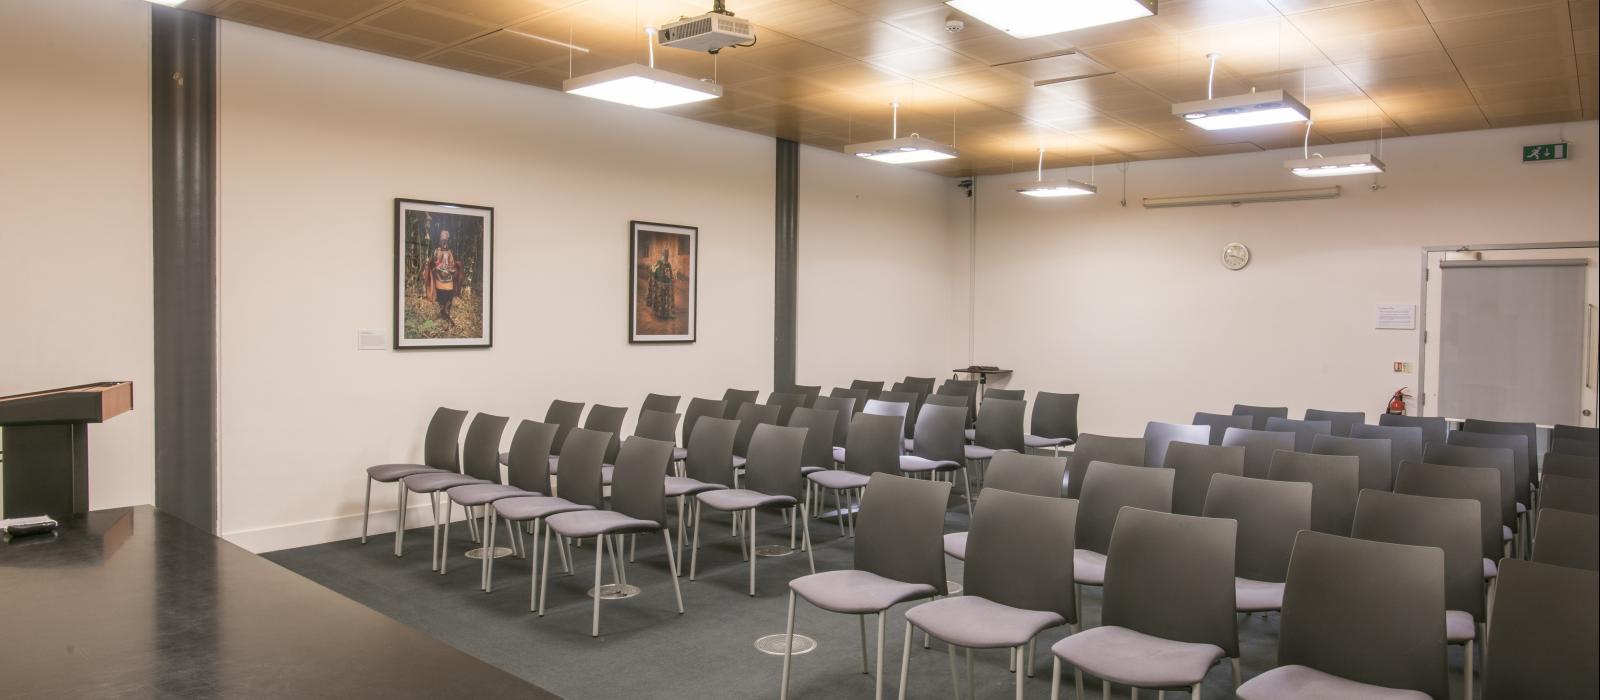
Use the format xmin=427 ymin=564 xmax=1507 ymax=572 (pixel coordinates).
xmin=1205 ymin=52 xmax=1221 ymax=100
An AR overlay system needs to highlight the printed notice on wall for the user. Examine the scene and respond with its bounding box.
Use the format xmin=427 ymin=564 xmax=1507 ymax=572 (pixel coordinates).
xmin=1375 ymin=304 xmax=1416 ymax=330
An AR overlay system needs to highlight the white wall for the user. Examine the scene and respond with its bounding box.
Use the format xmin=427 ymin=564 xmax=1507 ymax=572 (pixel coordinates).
xmin=0 ymin=0 xmax=153 ymax=512
xmin=965 ymin=120 xmax=1600 ymax=437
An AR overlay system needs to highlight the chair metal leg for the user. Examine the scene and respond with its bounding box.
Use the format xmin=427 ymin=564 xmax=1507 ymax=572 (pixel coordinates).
xmin=780 ymin=591 xmax=798 ymax=700
xmin=1231 ymin=657 xmax=1241 ymax=690
xmin=527 ymin=519 xmax=541 ymax=611
xmin=789 ymin=506 xmax=798 ymax=550
xmin=748 ymin=509 xmax=758 ymax=596
xmin=591 ymin=533 xmax=605 ymax=637
xmin=629 ymin=533 xmax=637 ymax=563
xmin=538 ymin=525 xmax=553 ymax=616
xmin=1464 ymin=640 xmax=1474 ymax=700
xmin=394 ymin=483 xmax=408 ymax=556
xmin=560 ymin=534 xmax=574 ymax=575
xmin=1028 ymin=638 xmax=1037 ymax=678
xmin=897 ymin=620 xmax=913 ymax=700
xmin=948 ymin=641 xmax=960 ymax=699
xmin=1014 ymin=646 xmax=1024 ymax=700
xmin=690 ymin=499 xmax=703 ymax=581
xmin=361 ymin=478 xmax=372 ymax=544
xmin=961 ymin=467 xmax=975 ymax=514
xmin=1191 ymin=682 xmax=1201 ymax=698
xmin=663 ymin=529 xmax=684 ymax=614
xmin=676 ymin=496 xmax=686 ymax=574
xmin=802 ymin=504 xmax=815 ymax=574
xmin=1075 ymin=667 xmax=1084 ymax=700
xmin=860 ymin=615 xmax=870 ymax=674
xmin=966 ymin=647 xmax=975 ymax=700
xmin=1101 ymin=678 xmax=1109 ymax=700
xmin=875 ymin=611 xmax=887 ymax=700
xmin=1050 ymin=657 xmax=1061 ymax=700
xmin=436 ymin=496 xmax=449 ymax=573
xmin=482 ymin=507 xmax=494 ymax=591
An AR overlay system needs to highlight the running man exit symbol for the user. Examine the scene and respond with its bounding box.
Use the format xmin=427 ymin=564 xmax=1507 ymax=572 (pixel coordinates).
xmin=1522 ymin=143 xmax=1568 ymax=162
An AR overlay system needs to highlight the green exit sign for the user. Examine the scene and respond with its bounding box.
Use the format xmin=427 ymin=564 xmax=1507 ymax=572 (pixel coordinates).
xmin=1523 ymin=143 xmax=1568 ymax=162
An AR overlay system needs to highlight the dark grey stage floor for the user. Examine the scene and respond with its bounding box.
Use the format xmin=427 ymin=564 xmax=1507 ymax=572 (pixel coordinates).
xmin=266 ymin=502 xmax=1478 ymax=700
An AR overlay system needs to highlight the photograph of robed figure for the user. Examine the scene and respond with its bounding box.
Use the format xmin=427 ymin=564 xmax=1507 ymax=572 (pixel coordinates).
xmin=395 ymin=198 xmax=493 ymax=349
xmin=629 ymin=221 xmax=696 ymax=343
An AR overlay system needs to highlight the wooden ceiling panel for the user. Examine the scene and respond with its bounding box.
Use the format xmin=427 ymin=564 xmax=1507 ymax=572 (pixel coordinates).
xmin=943 ymin=32 xmax=1078 ymax=66
xmin=869 ymin=45 xmax=986 ymax=78
xmin=803 ymin=22 xmax=930 ymax=58
xmin=327 ymin=25 xmax=440 ymax=58
xmin=212 ymin=0 xmax=346 ymax=37
xmin=1431 ymin=3 xmax=1571 ymax=48
xmin=881 ymin=5 xmax=1002 ymax=46
xmin=1488 ymin=108 xmax=1585 ymax=126
xmin=424 ymin=47 xmax=529 ymax=76
xmin=1190 ymin=141 xmax=1266 ymax=155
xmin=410 ymin=0 xmax=570 ymax=26
xmin=252 ymin=0 xmax=401 ymax=22
xmin=362 ymin=4 xmax=497 ymax=44
xmin=460 ymin=28 xmax=577 ymax=64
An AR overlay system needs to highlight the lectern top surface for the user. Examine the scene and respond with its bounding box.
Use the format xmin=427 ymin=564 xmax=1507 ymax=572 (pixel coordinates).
xmin=0 ymin=381 xmax=128 ymax=403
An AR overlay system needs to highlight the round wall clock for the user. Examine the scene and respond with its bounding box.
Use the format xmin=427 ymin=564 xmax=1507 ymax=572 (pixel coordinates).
xmin=1222 ymin=242 xmax=1251 ymax=270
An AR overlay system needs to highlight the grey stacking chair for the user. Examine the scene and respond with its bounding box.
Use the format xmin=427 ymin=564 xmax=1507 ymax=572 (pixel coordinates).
xmin=1379 ymin=413 xmax=1447 ymax=452
xmin=401 ymin=413 xmax=505 ymax=572
xmin=850 ymin=379 xmax=885 ymax=400
xmin=1304 ymin=409 xmax=1365 ymax=437
xmin=1164 ymin=442 xmax=1245 ymax=516
xmin=1264 ymin=416 xmax=1333 ymax=452
xmin=767 ymin=391 xmax=807 ymax=425
xmin=788 ymin=406 xmax=837 ymax=518
xmin=612 ymin=410 xmax=679 ymax=486
xmin=362 ymin=406 xmax=467 ymax=551
xmin=1236 ymin=531 xmax=1448 ymax=700
xmin=1222 ymin=427 xmax=1296 ymax=480
xmin=449 ymin=420 xmax=557 ymax=588
xmin=1352 ymin=489 xmax=1485 ymax=698
xmin=901 ymin=376 xmax=936 ymax=400
xmin=1462 ymin=418 xmax=1538 ymax=484
xmin=1480 ymin=559 xmax=1599 ymax=699
xmin=921 ymin=393 xmax=968 ymax=428
xmin=809 ymin=412 xmax=902 ymax=536
xmin=665 ymin=416 xmax=737 ymax=571
xmin=1027 ymin=391 xmax=1079 ymax=452
xmin=1428 ymin=442 xmax=1518 ymax=555
xmin=434 ymin=413 xmax=513 ymax=573
xmin=1553 ymin=423 xmax=1600 ymax=443
xmin=780 ymin=474 xmax=950 ymax=700
xmin=1267 ymin=450 xmax=1359 ymax=535
xmin=1203 ymin=474 xmax=1311 ymax=613
xmin=1064 ymin=434 xmax=1145 ymax=498
xmin=582 ymin=404 xmax=628 ymax=467
xmin=1052 ymin=508 xmax=1240 ymax=699
xmin=1073 ymin=462 xmax=1174 ymax=604
xmin=721 ymin=388 xmax=758 ymax=419
xmin=790 ymin=384 xmax=822 ymax=407
xmin=1193 ymin=411 xmax=1252 ymax=445
xmin=1541 ymin=473 xmax=1600 ymax=515
xmin=983 ymin=387 xmax=1024 ymax=401
xmin=901 ymin=491 xmax=1077 ymax=700
xmin=966 ymin=398 xmax=1025 ymax=491
xmin=851 ymin=399 xmax=911 ymax=464
xmin=830 ymin=386 xmax=869 ymax=414
xmin=1349 ymin=423 xmax=1423 ymax=485
xmin=493 ymin=428 xmax=608 ymax=610
xmin=678 ymin=398 xmax=725 ymax=461
xmin=1143 ymin=420 xmax=1211 ymax=468
xmin=732 ymin=402 xmax=782 ymax=465
xmin=878 ymin=390 xmax=921 ymax=440
xmin=1532 ymin=508 xmax=1600 ymax=570
xmin=1448 ymin=430 xmax=1530 ymax=529
xmin=642 ymin=393 xmax=681 ymax=414
xmin=812 ymin=396 xmax=855 ymax=449
xmin=1311 ymin=433 xmax=1393 ymax=493
xmin=693 ymin=424 xmax=813 ymax=595
xmin=1231 ymin=404 xmax=1287 ymax=431
xmin=543 ymin=399 xmax=585 ymax=455
xmin=1552 ymin=436 xmax=1600 ymax=457
xmin=944 ymin=451 xmax=1067 ymax=561
xmin=936 ymin=379 xmax=979 ymax=428
xmin=1543 ymin=451 xmax=1597 ymax=480
xmin=1394 ymin=460 xmax=1505 ymax=581
xmin=542 ymin=437 xmax=683 ymax=636
xmin=897 ymin=404 xmax=969 ymax=502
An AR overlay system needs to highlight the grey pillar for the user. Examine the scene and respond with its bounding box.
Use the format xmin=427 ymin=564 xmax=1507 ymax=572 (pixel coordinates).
xmin=774 ymin=139 xmax=799 ymax=391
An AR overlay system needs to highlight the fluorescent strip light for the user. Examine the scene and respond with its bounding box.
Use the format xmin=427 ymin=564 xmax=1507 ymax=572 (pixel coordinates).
xmin=1172 ymin=89 xmax=1310 ymax=131
xmin=1015 ymin=179 xmax=1097 ymax=197
xmin=1143 ymin=186 xmax=1340 ymax=209
xmin=1285 ymin=153 xmax=1386 ymax=177
xmin=845 ymin=135 xmax=959 ymax=164
xmin=563 ymin=64 xmax=721 ymax=109
xmin=947 ymin=0 xmax=1156 ymax=39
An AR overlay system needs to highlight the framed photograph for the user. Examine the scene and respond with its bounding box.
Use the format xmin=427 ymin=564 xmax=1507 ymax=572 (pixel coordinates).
xmin=394 ymin=198 xmax=493 ymax=349
xmin=629 ymin=220 xmax=697 ymax=344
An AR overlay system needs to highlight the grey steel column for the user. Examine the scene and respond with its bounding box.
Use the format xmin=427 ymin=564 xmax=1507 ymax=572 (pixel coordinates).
xmin=774 ymin=139 xmax=799 ymax=391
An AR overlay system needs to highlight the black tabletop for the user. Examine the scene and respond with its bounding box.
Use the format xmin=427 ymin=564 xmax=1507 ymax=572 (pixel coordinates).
xmin=0 ymin=506 xmax=557 ymax=699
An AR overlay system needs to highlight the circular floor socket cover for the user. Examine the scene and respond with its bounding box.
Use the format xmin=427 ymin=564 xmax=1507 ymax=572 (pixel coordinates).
xmin=754 ymin=545 xmax=796 ymax=557
xmin=464 ymin=547 xmax=515 ymax=560
xmin=588 ymin=584 xmax=642 ymax=600
xmin=755 ymin=634 xmax=817 ymax=656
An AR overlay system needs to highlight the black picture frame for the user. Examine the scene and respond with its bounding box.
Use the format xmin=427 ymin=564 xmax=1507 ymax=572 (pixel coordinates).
xmin=394 ymin=198 xmax=493 ymax=349
xmin=629 ymin=220 xmax=698 ymax=344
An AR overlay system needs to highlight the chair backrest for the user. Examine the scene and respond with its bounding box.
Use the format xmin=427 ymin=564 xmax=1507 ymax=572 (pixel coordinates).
xmin=1544 ymin=451 xmax=1598 ymax=480
xmin=842 ymin=412 xmax=904 ymax=476
xmin=1349 ymin=424 xmax=1424 ymax=482
xmin=1267 ymin=450 xmax=1359 ymax=535
xmin=849 ymin=379 xmax=884 ymax=400
xmin=1031 ymin=391 xmax=1080 ymax=442
xmin=786 ymin=406 xmax=837 ymax=470
xmin=1277 ymin=531 xmax=1449 ymax=700
xmin=1231 ymin=404 xmax=1288 ymax=431
xmin=1352 ymin=489 xmax=1484 ymax=620
xmin=973 ymin=397 xmax=1026 ymax=452
xmin=923 ymin=394 xmax=967 ymax=413
xmin=584 ymin=404 xmax=628 ymax=464
xmin=641 ymin=393 xmax=681 ymax=414
xmin=1143 ymin=421 xmax=1211 ymax=468
xmin=461 ymin=413 xmax=510 ymax=483
xmin=790 ymin=384 xmax=822 ymax=407
xmin=1193 ymin=412 xmax=1252 ymax=445
xmin=541 ymin=400 xmax=584 ymax=454
xmin=1531 ymin=508 xmax=1599 ymax=571
xmin=966 ymin=490 xmax=1078 ymax=624
xmin=609 ymin=436 xmax=674 ymax=525
xmin=720 ymin=388 xmax=758 ymax=418
xmin=984 ymin=451 xmax=1067 ymax=498
xmin=1103 ymin=508 xmax=1239 ymax=658
xmin=1541 ymin=473 xmax=1600 ymax=515
xmin=744 ymin=424 xmax=808 ymax=501
xmin=983 ymin=388 xmax=1024 ymax=401
xmin=681 ymin=397 xmax=726 ymax=447
xmin=901 ymin=376 xmax=936 ymax=399
xmin=683 ymin=416 xmax=738 ymax=487
xmin=556 ymin=428 xmax=611 ymax=509
xmin=732 ymin=402 xmax=782 ymax=458
xmin=854 ymin=473 xmax=950 ymax=596
xmin=1448 ymin=430 xmax=1530 ymax=507
xmin=1076 ymin=461 xmax=1174 ymax=555
xmin=1065 ymin=434 xmax=1145 ymax=498
xmin=1394 ymin=460 xmax=1503 ymax=562
xmin=1203 ymin=474 xmax=1311 ymax=584
xmin=1462 ymin=418 xmax=1537 ymax=481
xmin=829 ymin=387 xmax=869 ymax=414
xmin=935 ymin=379 xmax=979 ymax=427
xmin=878 ymin=390 xmax=922 ymax=439
xmin=1304 ymin=409 xmax=1365 ymax=437
xmin=1481 ymin=559 xmax=1599 ymax=700
xmin=1222 ymin=427 xmax=1297 ymax=479
xmin=1264 ymin=417 xmax=1334 ymax=452
xmin=1311 ymin=433 xmax=1393 ymax=493
xmin=812 ymin=396 xmax=855 ymax=448
xmin=1552 ymin=424 xmax=1600 ymax=443
xmin=766 ymin=391 xmax=806 ymax=424
xmin=1378 ymin=413 xmax=1447 ymax=451
xmin=863 ymin=398 xmax=911 ymax=442
xmin=505 ymin=420 xmax=558 ymax=495
xmin=1552 ymin=436 xmax=1600 ymax=457
xmin=633 ymin=409 xmax=681 ymax=443
xmin=1164 ymin=442 xmax=1245 ymax=516
xmin=422 ymin=407 xmax=470 ymax=471
xmin=909 ymin=404 xmax=966 ymax=464
xmin=1425 ymin=443 xmax=1515 ymax=528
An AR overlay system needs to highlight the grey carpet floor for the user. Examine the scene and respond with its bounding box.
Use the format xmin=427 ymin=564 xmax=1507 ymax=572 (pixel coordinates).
xmin=265 ymin=501 xmax=1478 ymax=700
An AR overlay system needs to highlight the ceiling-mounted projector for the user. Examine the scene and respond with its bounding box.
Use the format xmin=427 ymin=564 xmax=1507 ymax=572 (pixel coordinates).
xmin=659 ymin=10 xmax=754 ymax=53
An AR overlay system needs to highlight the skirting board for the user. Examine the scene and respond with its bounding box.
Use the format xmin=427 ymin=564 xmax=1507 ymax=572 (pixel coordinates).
xmin=222 ymin=501 xmax=475 ymax=554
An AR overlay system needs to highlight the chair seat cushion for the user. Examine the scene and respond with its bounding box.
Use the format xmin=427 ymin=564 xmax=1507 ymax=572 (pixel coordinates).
xmin=899 ymin=455 xmax=960 ymax=473
xmin=732 ymin=455 xmax=748 ymax=469
xmin=1236 ymin=578 xmax=1286 ymax=612
xmin=673 ymin=447 xmax=688 ymax=461
xmin=493 ymin=496 xmax=593 ymax=521
xmin=807 ymin=470 xmax=870 ymax=491
xmin=1236 ymin=664 xmax=1431 ymax=700
xmin=697 ymin=489 xmax=796 ymax=512
xmin=601 ymin=465 xmax=614 ymax=486
xmin=1484 ymin=558 xmax=1498 ymax=580
xmin=1516 ymin=501 xmax=1526 ymax=514
xmin=943 ymin=532 xmax=968 ymax=560
xmin=447 ymin=483 xmax=532 ymax=506
xmin=1073 ymin=549 xmax=1106 ymax=586
xmin=1502 ymin=525 xmax=1513 ymax=541
xmin=907 ymin=595 xmax=1065 ymax=649
xmin=498 ymin=451 xmax=511 ymax=466
xmin=665 ymin=476 xmax=725 ymax=498
xmin=403 ymin=472 xmax=486 ymax=493
xmin=789 ymin=569 xmax=936 ymax=614
xmin=904 ymin=438 xmax=915 ymax=452
xmin=832 ymin=446 xmax=847 ymax=464
xmin=801 ymin=465 xmax=825 ymax=475
xmin=546 ymin=455 xmax=560 ymax=474
xmin=545 ymin=509 xmax=659 ymax=538
xmin=964 ymin=445 xmax=997 ymax=461
xmin=367 ymin=464 xmax=444 ymax=482
xmin=1051 ymin=626 xmax=1224 ymax=689
xmin=1025 ymin=434 xmax=1071 ymax=449
xmin=1446 ymin=609 xmax=1476 ymax=643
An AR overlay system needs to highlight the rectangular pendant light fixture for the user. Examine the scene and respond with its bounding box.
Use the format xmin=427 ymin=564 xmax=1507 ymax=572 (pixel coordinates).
xmin=1015 ymin=179 xmax=1097 ymax=197
xmin=563 ymin=63 xmax=721 ymax=109
xmin=1173 ymin=89 xmax=1309 ymax=131
xmin=846 ymin=135 xmax=959 ymax=163
xmin=1285 ymin=153 xmax=1386 ymax=177
xmin=947 ymin=0 xmax=1156 ymax=39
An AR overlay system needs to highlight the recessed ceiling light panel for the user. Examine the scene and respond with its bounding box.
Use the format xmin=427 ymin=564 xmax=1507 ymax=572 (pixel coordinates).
xmin=1172 ymin=89 xmax=1310 ymax=131
xmin=563 ymin=63 xmax=721 ymax=109
xmin=845 ymin=135 xmax=960 ymax=164
xmin=946 ymin=0 xmax=1156 ymax=38
xmin=1285 ymin=153 xmax=1386 ymax=177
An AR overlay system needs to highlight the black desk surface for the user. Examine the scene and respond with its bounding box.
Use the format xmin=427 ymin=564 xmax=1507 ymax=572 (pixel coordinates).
xmin=0 ymin=506 xmax=557 ymax=699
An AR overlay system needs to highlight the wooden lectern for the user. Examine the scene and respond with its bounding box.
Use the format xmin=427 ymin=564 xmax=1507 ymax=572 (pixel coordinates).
xmin=0 ymin=382 xmax=133 ymax=518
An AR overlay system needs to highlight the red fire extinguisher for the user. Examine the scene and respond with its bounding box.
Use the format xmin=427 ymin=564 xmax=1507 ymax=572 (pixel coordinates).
xmin=1386 ymin=387 xmax=1409 ymax=415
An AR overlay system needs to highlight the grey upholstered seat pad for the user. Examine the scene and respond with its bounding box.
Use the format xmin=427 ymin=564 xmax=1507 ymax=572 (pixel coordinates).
xmin=498 ymin=451 xmax=511 ymax=466
xmin=601 ymin=466 xmax=614 ymax=486
xmin=1236 ymin=664 xmax=1431 ymax=700
xmin=1025 ymin=434 xmax=1071 ymax=448
xmin=943 ymin=531 xmax=968 ymax=560
xmin=447 ymin=483 xmax=533 ymax=506
xmin=899 ymin=456 xmax=959 ymax=473
xmin=492 ymin=496 xmax=593 ymax=521
xmin=368 ymin=464 xmax=445 ymax=482
xmin=964 ymin=445 xmax=997 ymax=460
xmin=1483 ymin=558 xmax=1498 ymax=580
xmin=831 ymin=446 xmax=847 ymax=464
xmin=403 ymin=472 xmax=486 ymax=493
xmin=1235 ymin=578 xmax=1285 ymax=612
xmin=732 ymin=455 xmax=748 ymax=469
xmin=664 ymin=476 xmax=725 ymax=498
xmin=906 ymin=595 xmax=1065 ymax=649
xmin=545 ymin=509 xmax=659 ymax=538
xmin=1052 ymin=626 xmax=1225 ymax=688
xmin=1446 ymin=609 xmax=1476 ymax=642
xmin=1516 ymin=502 xmax=1526 ymax=514
xmin=1501 ymin=525 xmax=1513 ymax=541
xmin=697 ymin=489 xmax=795 ymax=511
xmin=801 ymin=465 xmax=825 ymax=475
xmin=964 ymin=429 xmax=976 ymax=442
xmin=1073 ymin=549 xmax=1106 ymax=586
xmin=546 ymin=455 xmax=560 ymax=474
xmin=672 ymin=447 xmax=688 ymax=461
xmin=904 ymin=439 xmax=915 ymax=452
xmin=789 ymin=569 xmax=937 ymax=614
xmin=807 ymin=470 xmax=870 ymax=490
